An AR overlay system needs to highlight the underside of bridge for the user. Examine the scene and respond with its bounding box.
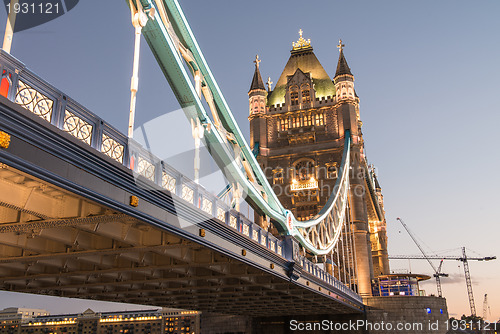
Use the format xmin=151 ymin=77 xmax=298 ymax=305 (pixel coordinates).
xmin=0 ymin=163 xmax=360 ymax=317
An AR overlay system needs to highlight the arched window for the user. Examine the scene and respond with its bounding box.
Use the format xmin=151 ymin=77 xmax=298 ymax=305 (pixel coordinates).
xmin=273 ymin=168 xmax=284 ymax=184
xmin=293 ymin=159 xmax=315 ymax=181
xmin=301 ymin=84 xmax=310 ymax=103
xmin=326 ymin=163 xmax=338 ymax=179
xmin=305 ymin=114 xmax=312 ymax=126
xmin=315 ymin=113 xmax=324 ymax=126
xmin=290 ymin=86 xmax=299 ymax=106
xmin=341 ymin=84 xmax=347 ymax=98
xmin=279 ymin=118 xmax=289 ymax=131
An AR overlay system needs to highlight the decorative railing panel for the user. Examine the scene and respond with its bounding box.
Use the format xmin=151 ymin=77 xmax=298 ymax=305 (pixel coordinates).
xmin=161 ymin=171 xmax=176 ymax=192
xmin=63 ymin=109 xmax=93 ymax=145
xmin=216 ymin=207 xmax=225 ymax=222
xmin=181 ymin=184 xmax=194 ymax=204
xmin=201 ymin=197 xmax=212 ymax=215
xmin=137 ymin=156 xmax=156 ymax=182
xmin=229 ymin=215 xmax=237 ymax=230
xmin=15 ymin=80 xmax=53 ymax=122
xmin=101 ymin=133 xmax=125 ymax=163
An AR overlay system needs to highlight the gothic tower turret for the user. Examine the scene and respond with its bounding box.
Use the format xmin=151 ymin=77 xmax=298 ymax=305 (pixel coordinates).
xmin=248 ymin=55 xmax=268 ymax=155
xmin=334 ymin=40 xmax=360 ymax=138
xmin=334 ymin=41 xmax=375 ymax=297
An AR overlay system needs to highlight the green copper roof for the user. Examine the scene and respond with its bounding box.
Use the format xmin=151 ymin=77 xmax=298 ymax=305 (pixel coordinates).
xmin=268 ymin=48 xmax=336 ymax=106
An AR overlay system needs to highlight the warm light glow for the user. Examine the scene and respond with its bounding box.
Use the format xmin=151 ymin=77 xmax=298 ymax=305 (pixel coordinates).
xmin=28 ymin=320 xmax=76 ymax=326
xmin=292 ymin=29 xmax=311 ymax=50
xmin=291 ymin=178 xmax=318 ymax=191
xmin=99 ymin=316 xmax=160 ymax=323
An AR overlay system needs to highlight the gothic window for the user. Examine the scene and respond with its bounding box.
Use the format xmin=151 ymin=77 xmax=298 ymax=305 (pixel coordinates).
xmin=279 ymin=118 xmax=289 ymax=131
xmin=290 ymin=86 xmax=299 ymax=106
xmin=253 ymin=100 xmax=259 ymax=112
xmin=301 ymin=84 xmax=311 ymax=103
xmin=326 ymin=163 xmax=338 ymax=179
xmin=292 ymin=116 xmax=300 ymax=128
xmin=315 ymin=112 xmax=324 ymax=126
xmin=341 ymin=84 xmax=347 ymax=98
xmin=273 ymin=168 xmax=284 ymax=184
xmin=293 ymin=159 xmax=315 ymax=181
xmin=305 ymin=114 xmax=312 ymax=126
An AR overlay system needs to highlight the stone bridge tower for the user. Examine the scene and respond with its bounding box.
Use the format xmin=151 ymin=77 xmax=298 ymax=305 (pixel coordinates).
xmin=248 ymin=32 xmax=389 ymax=297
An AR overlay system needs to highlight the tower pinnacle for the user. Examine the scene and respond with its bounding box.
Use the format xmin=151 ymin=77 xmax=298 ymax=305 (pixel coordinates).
xmin=266 ymin=77 xmax=273 ymax=91
xmin=292 ymin=29 xmax=311 ymax=50
xmin=249 ymin=55 xmax=265 ymax=92
xmin=254 ymin=54 xmax=261 ymax=69
xmin=337 ymin=39 xmax=345 ymax=52
xmin=335 ymin=39 xmax=352 ymax=77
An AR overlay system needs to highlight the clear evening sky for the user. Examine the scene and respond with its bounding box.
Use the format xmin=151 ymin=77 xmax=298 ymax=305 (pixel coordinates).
xmin=0 ymin=0 xmax=499 ymax=321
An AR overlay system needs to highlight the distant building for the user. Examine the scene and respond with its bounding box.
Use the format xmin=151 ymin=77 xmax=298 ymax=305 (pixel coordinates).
xmin=374 ymin=273 xmax=431 ymax=296
xmin=0 ymin=308 xmax=50 ymax=333
xmin=0 ymin=308 xmax=199 ymax=334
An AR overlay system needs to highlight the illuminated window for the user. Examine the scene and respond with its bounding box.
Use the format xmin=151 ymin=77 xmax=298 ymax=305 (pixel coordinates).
xmin=290 ymin=86 xmax=299 ymax=106
xmin=294 ymin=159 xmax=315 ymax=181
xmin=326 ymin=163 xmax=338 ymax=179
xmin=301 ymin=84 xmax=311 ymax=103
xmin=280 ymin=118 xmax=289 ymax=131
xmin=315 ymin=112 xmax=324 ymax=126
xmin=273 ymin=168 xmax=284 ymax=184
xmin=304 ymin=114 xmax=312 ymax=126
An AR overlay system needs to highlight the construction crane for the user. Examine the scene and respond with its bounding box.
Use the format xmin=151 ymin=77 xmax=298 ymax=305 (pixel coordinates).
xmin=395 ymin=218 xmax=448 ymax=297
xmin=390 ymin=247 xmax=496 ymax=317
xmin=483 ymin=294 xmax=491 ymax=320
xmin=461 ymin=247 xmax=477 ymax=317
xmin=435 ymin=259 xmax=448 ymax=297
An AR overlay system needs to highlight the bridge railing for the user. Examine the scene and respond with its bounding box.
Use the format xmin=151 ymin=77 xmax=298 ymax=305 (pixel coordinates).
xmin=0 ymin=51 xmax=286 ymax=258
xmin=0 ymin=51 xmax=362 ymax=302
xmin=301 ymin=257 xmax=362 ymax=303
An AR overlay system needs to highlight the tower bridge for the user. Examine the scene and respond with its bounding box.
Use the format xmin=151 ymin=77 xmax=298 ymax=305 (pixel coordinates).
xmin=0 ymin=49 xmax=362 ymax=316
xmin=0 ymin=0 xmax=451 ymax=332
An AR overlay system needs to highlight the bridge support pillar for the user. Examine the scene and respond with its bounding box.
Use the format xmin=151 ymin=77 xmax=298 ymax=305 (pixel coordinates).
xmin=349 ymin=148 xmax=375 ymax=297
xmin=283 ymin=236 xmax=302 ymax=280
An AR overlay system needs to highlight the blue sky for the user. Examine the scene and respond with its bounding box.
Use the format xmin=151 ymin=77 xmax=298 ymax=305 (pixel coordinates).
xmin=0 ymin=0 xmax=499 ymax=321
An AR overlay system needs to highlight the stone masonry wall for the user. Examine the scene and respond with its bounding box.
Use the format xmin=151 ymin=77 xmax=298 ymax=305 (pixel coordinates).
xmin=364 ymin=296 xmax=449 ymax=334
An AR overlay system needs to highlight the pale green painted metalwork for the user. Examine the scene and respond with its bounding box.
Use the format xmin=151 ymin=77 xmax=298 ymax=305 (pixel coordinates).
xmin=128 ymin=0 xmax=351 ymax=254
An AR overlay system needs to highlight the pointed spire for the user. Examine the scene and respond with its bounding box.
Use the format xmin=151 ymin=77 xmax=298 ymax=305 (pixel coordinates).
xmin=249 ymin=55 xmax=266 ymax=92
xmin=266 ymin=77 xmax=273 ymax=91
xmin=335 ymin=39 xmax=352 ymax=77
